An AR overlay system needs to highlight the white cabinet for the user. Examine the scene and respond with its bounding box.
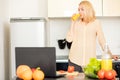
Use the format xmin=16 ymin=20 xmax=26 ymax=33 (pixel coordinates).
xmin=9 ymin=0 xmax=47 ymax=17
xmin=48 ymin=0 xmax=102 ymax=17
xmin=103 ymin=0 xmax=120 ymax=16
xmin=48 ymin=0 xmax=81 ymax=17
xmin=88 ymin=0 xmax=102 ymax=16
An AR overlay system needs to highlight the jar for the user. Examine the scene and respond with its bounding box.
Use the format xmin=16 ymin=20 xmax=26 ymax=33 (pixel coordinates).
xmin=101 ymin=43 xmax=112 ymax=71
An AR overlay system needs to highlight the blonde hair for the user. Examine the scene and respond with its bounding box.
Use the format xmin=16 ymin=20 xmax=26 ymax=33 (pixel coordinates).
xmin=79 ymin=1 xmax=96 ymax=23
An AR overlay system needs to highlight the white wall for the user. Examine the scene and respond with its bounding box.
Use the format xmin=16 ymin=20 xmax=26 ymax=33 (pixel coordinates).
xmin=0 ymin=0 xmax=10 ymax=80
xmin=49 ymin=17 xmax=120 ymax=57
xmin=100 ymin=17 xmax=120 ymax=55
xmin=49 ymin=18 xmax=71 ymax=57
xmin=0 ymin=0 xmax=9 ymax=19
xmin=9 ymin=0 xmax=47 ymax=18
xmin=0 ymin=22 xmax=5 ymax=80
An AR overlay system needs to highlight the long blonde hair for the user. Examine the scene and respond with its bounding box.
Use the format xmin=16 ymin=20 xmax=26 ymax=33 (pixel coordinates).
xmin=79 ymin=1 xmax=96 ymax=23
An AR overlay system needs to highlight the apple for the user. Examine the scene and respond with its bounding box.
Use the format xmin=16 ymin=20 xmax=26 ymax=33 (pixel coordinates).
xmin=67 ymin=66 xmax=74 ymax=73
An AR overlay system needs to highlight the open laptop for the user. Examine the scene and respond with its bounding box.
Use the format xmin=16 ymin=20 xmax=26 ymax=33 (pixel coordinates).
xmin=15 ymin=47 xmax=65 ymax=78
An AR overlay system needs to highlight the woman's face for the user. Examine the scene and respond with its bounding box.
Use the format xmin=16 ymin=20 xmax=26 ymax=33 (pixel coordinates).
xmin=78 ymin=5 xmax=85 ymax=19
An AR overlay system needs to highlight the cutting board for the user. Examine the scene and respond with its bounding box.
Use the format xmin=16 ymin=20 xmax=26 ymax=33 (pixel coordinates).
xmin=57 ymin=71 xmax=79 ymax=76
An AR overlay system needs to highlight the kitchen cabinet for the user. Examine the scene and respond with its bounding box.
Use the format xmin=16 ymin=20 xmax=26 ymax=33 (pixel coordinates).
xmin=56 ymin=56 xmax=68 ymax=71
xmin=48 ymin=0 xmax=102 ymax=17
xmin=103 ymin=0 xmax=120 ymax=16
xmin=56 ymin=62 xmax=68 ymax=71
xmin=88 ymin=0 xmax=102 ymax=16
xmin=48 ymin=0 xmax=81 ymax=17
xmin=9 ymin=0 xmax=47 ymax=17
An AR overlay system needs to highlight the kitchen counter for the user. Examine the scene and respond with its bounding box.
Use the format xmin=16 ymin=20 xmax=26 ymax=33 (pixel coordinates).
xmin=56 ymin=55 xmax=120 ymax=63
xmin=56 ymin=56 xmax=68 ymax=63
xmin=12 ymin=73 xmax=120 ymax=80
xmin=56 ymin=59 xmax=68 ymax=63
xmin=55 ymin=55 xmax=103 ymax=63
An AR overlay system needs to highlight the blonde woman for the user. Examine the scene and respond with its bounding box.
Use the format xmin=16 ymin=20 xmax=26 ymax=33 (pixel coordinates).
xmin=66 ymin=1 xmax=118 ymax=72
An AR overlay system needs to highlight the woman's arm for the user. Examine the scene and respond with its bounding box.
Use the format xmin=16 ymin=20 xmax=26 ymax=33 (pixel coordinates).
xmin=96 ymin=21 xmax=106 ymax=51
xmin=96 ymin=21 xmax=112 ymax=57
xmin=66 ymin=21 xmax=75 ymax=42
xmin=96 ymin=21 xmax=119 ymax=60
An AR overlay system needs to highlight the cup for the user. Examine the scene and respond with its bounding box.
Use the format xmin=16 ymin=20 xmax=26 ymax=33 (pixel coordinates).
xmin=58 ymin=39 xmax=66 ymax=49
xmin=72 ymin=13 xmax=80 ymax=21
xmin=67 ymin=41 xmax=72 ymax=49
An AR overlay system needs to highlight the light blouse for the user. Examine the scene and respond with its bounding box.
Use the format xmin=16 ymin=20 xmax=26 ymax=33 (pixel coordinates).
xmin=66 ymin=19 xmax=106 ymax=66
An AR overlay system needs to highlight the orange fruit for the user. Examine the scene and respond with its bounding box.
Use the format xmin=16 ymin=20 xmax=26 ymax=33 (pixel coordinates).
xmin=32 ymin=68 xmax=45 ymax=80
xmin=16 ymin=65 xmax=32 ymax=79
xmin=21 ymin=70 xmax=32 ymax=80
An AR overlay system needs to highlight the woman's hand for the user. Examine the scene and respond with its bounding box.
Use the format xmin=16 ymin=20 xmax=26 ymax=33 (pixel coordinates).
xmin=112 ymin=55 xmax=119 ymax=60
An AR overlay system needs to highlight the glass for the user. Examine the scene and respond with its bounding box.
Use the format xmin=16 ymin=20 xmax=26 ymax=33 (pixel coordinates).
xmin=71 ymin=13 xmax=80 ymax=21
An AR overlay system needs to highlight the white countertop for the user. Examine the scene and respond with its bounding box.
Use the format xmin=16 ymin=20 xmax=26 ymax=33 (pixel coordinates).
xmin=56 ymin=59 xmax=68 ymax=63
xmin=56 ymin=55 xmax=120 ymax=63
xmin=56 ymin=56 xmax=68 ymax=63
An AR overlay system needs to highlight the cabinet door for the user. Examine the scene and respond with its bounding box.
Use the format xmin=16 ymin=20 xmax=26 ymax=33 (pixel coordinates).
xmin=103 ymin=0 xmax=120 ymax=16
xmin=48 ymin=0 xmax=81 ymax=17
xmin=88 ymin=0 xmax=102 ymax=16
xmin=48 ymin=0 xmax=102 ymax=17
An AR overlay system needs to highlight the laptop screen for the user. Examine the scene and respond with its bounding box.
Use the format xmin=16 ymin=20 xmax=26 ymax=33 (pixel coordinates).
xmin=15 ymin=47 xmax=56 ymax=77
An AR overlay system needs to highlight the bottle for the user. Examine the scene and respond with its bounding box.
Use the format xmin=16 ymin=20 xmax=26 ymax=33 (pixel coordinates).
xmin=71 ymin=13 xmax=80 ymax=21
xmin=101 ymin=43 xmax=112 ymax=71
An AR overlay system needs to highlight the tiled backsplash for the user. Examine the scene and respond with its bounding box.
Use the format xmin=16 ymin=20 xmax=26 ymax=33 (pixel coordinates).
xmin=48 ymin=17 xmax=120 ymax=57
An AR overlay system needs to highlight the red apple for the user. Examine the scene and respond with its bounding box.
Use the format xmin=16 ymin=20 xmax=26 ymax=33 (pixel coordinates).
xmin=67 ymin=66 xmax=74 ymax=73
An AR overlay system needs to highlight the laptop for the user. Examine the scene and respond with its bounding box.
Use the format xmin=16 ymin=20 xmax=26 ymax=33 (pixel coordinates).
xmin=15 ymin=47 xmax=65 ymax=78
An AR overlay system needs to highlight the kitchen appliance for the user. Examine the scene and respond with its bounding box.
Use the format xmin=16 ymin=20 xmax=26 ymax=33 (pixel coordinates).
xmin=9 ymin=18 xmax=46 ymax=80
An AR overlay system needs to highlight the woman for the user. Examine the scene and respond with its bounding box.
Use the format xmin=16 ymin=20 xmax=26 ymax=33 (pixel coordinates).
xmin=66 ymin=1 xmax=118 ymax=72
